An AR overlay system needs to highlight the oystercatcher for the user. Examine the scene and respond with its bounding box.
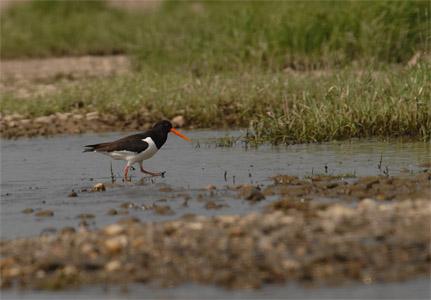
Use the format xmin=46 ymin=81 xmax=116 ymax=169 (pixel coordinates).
xmin=83 ymin=120 xmax=191 ymax=181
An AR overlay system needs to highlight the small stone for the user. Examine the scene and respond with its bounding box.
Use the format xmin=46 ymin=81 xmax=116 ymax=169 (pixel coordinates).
xmin=172 ymin=115 xmax=185 ymax=127
xmin=400 ymin=168 xmax=409 ymax=173
xmin=22 ymin=208 xmax=34 ymax=214
xmin=104 ymin=235 xmax=127 ymax=253
xmin=204 ymin=201 xmax=222 ymax=209
xmin=76 ymin=214 xmax=95 ymax=219
xmin=20 ymin=119 xmax=31 ymax=126
xmin=59 ymin=227 xmax=76 ymax=235
xmin=120 ymin=202 xmax=135 ymax=208
xmin=108 ymin=209 xmax=118 ymax=215
xmin=154 ymin=205 xmax=174 ymax=215
xmin=103 ymin=224 xmax=125 ymax=236
xmin=105 ymin=260 xmax=122 ymax=272
xmin=35 ymin=211 xmax=54 ymax=217
xmin=92 ymin=183 xmax=106 ymax=192
xmin=239 ymin=184 xmax=265 ymax=202
xmin=34 ymin=115 xmax=53 ymax=124
xmin=204 ymin=185 xmax=216 ymax=190
xmin=72 ymin=114 xmax=84 ymax=120
xmin=68 ymin=191 xmax=78 ymax=197
xmin=159 ymin=187 xmax=172 ymax=192
xmin=85 ymin=112 xmax=100 ymax=121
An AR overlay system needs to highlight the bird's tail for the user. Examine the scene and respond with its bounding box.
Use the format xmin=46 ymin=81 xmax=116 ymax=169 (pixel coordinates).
xmin=83 ymin=144 xmax=104 ymax=153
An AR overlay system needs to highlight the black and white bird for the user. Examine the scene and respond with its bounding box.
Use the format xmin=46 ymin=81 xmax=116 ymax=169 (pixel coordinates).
xmin=83 ymin=120 xmax=191 ymax=181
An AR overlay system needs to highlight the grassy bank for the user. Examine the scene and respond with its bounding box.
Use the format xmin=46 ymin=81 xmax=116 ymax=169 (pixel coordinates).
xmin=2 ymin=63 xmax=430 ymax=144
xmin=1 ymin=1 xmax=429 ymax=70
xmin=1 ymin=1 xmax=430 ymax=143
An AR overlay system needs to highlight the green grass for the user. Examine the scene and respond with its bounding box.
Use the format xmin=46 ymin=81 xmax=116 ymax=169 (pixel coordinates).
xmin=1 ymin=0 xmax=430 ymax=144
xmin=1 ymin=1 xmax=429 ymax=70
xmin=2 ymin=62 xmax=430 ymax=144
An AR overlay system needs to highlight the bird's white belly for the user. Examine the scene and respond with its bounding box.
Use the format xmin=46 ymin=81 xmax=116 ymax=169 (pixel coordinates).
xmin=104 ymin=137 xmax=158 ymax=164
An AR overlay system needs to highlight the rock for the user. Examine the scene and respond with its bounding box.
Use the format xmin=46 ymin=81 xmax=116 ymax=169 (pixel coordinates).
xmin=172 ymin=115 xmax=185 ymax=127
xmin=204 ymin=185 xmax=216 ymax=190
xmin=154 ymin=205 xmax=174 ymax=215
xmin=34 ymin=115 xmax=53 ymax=124
xmin=103 ymin=224 xmax=125 ymax=236
xmin=22 ymin=208 xmax=34 ymax=214
xmin=104 ymin=235 xmax=128 ymax=253
xmin=105 ymin=260 xmax=122 ymax=272
xmin=35 ymin=211 xmax=54 ymax=217
xmin=204 ymin=201 xmax=222 ymax=209
xmin=120 ymin=202 xmax=135 ymax=208
xmin=59 ymin=227 xmax=76 ymax=235
xmin=72 ymin=114 xmax=84 ymax=121
xmin=86 ymin=112 xmax=100 ymax=121
xmin=20 ymin=119 xmax=31 ymax=126
xmin=76 ymin=214 xmax=95 ymax=219
xmin=56 ymin=112 xmax=72 ymax=122
xmin=400 ymin=168 xmax=409 ymax=173
xmin=92 ymin=183 xmax=106 ymax=192
xmin=68 ymin=191 xmax=78 ymax=197
xmin=238 ymin=184 xmax=265 ymax=202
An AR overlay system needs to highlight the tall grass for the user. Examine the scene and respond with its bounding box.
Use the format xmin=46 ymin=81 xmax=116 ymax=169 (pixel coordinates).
xmin=1 ymin=1 xmax=429 ymax=70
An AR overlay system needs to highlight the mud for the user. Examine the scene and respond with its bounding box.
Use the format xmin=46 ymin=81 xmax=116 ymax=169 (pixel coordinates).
xmin=1 ymin=173 xmax=430 ymax=291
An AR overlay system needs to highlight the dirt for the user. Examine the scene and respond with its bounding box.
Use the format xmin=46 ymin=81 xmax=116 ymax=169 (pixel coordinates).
xmin=1 ymin=173 xmax=430 ymax=291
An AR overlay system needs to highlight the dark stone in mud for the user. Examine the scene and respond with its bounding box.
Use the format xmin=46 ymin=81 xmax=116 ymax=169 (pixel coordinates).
xmin=204 ymin=201 xmax=222 ymax=209
xmin=68 ymin=191 xmax=78 ymax=197
xmin=120 ymin=202 xmax=136 ymax=209
xmin=59 ymin=227 xmax=76 ymax=235
xmin=272 ymin=175 xmax=299 ymax=185
xmin=154 ymin=205 xmax=174 ymax=215
xmin=237 ymin=184 xmax=265 ymax=202
xmin=76 ymin=214 xmax=95 ymax=219
xmin=35 ymin=211 xmax=54 ymax=217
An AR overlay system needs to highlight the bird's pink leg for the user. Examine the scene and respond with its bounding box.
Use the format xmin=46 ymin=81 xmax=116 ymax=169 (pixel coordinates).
xmin=124 ymin=165 xmax=130 ymax=181
xmin=139 ymin=162 xmax=159 ymax=176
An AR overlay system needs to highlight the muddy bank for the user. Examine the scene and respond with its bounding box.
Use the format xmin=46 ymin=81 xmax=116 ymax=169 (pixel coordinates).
xmin=1 ymin=174 xmax=430 ymax=291
xmin=0 ymin=112 xmax=187 ymax=139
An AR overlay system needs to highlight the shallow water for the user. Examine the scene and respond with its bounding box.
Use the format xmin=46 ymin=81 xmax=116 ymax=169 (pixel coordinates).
xmin=2 ymin=277 xmax=430 ymax=299
xmin=1 ymin=130 xmax=429 ymax=240
xmin=1 ymin=130 xmax=430 ymax=298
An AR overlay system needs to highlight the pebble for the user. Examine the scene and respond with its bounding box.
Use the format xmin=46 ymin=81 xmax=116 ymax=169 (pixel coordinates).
xmin=103 ymin=224 xmax=125 ymax=236
xmin=204 ymin=185 xmax=216 ymax=190
xmin=104 ymin=235 xmax=128 ymax=253
xmin=34 ymin=115 xmax=53 ymax=124
xmin=105 ymin=260 xmax=122 ymax=272
xmin=35 ymin=211 xmax=54 ymax=217
xmin=172 ymin=115 xmax=185 ymax=127
xmin=22 ymin=208 xmax=34 ymax=214
xmin=92 ymin=183 xmax=106 ymax=192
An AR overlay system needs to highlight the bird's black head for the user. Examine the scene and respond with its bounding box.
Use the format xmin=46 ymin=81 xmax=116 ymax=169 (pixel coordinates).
xmin=150 ymin=120 xmax=191 ymax=149
xmin=153 ymin=120 xmax=173 ymax=133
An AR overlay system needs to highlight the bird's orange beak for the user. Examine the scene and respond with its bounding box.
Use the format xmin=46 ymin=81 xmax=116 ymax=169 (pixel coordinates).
xmin=170 ymin=128 xmax=191 ymax=141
